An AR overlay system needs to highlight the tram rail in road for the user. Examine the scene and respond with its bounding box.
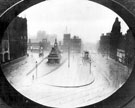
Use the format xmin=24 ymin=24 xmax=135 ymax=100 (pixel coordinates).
xmin=26 ymin=56 xmax=48 ymax=76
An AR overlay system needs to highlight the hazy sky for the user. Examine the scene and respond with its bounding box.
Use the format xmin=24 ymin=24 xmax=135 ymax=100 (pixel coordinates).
xmin=19 ymin=0 xmax=129 ymax=43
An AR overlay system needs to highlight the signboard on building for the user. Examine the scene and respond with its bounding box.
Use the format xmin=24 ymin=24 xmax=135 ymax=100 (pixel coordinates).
xmin=117 ymin=49 xmax=125 ymax=63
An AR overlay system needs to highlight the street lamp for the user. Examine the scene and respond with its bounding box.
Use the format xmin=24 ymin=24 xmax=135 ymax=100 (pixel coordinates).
xmin=36 ymin=61 xmax=37 ymax=79
xmin=89 ymin=54 xmax=92 ymax=74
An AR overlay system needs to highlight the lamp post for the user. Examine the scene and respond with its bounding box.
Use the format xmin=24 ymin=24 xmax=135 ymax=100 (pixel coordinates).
xmin=36 ymin=61 xmax=37 ymax=79
xmin=89 ymin=54 xmax=92 ymax=74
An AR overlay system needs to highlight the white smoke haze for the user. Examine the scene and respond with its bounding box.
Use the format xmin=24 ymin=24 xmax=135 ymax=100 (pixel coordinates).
xmin=19 ymin=0 xmax=129 ymax=43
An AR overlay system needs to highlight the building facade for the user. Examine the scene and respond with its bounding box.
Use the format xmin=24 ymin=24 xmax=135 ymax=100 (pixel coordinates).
xmin=0 ymin=16 xmax=28 ymax=63
xmin=63 ymin=33 xmax=71 ymax=51
xmin=98 ymin=33 xmax=110 ymax=56
xmin=70 ymin=36 xmax=82 ymax=53
xmin=63 ymin=33 xmax=82 ymax=53
xmin=28 ymin=38 xmax=51 ymax=52
xmin=42 ymin=39 xmax=51 ymax=51
xmin=110 ymin=17 xmax=123 ymax=60
xmin=124 ymin=29 xmax=135 ymax=65
xmin=98 ymin=17 xmax=135 ymax=66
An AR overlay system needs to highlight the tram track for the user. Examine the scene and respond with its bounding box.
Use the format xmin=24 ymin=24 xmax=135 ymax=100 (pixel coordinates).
xmin=26 ymin=56 xmax=48 ymax=76
xmin=37 ymin=58 xmax=67 ymax=78
xmin=26 ymin=54 xmax=67 ymax=77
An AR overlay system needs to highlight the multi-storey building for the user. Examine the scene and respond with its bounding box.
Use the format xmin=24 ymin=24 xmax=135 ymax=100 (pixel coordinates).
xmin=110 ymin=17 xmax=123 ymax=60
xmin=99 ymin=17 xmax=135 ymax=65
xmin=98 ymin=33 xmax=110 ymax=55
xmin=63 ymin=33 xmax=82 ymax=53
xmin=124 ymin=29 xmax=135 ymax=65
xmin=0 ymin=16 xmax=27 ymax=63
xmin=70 ymin=36 xmax=82 ymax=53
xmin=63 ymin=33 xmax=71 ymax=51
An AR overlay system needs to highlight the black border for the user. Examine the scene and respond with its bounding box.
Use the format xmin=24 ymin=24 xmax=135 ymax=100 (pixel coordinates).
xmin=0 ymin=0 xmax=135 ymax=108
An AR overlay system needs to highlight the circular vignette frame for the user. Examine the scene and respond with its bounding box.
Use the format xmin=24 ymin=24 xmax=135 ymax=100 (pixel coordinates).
xmin=0 ymin=0 xmax=135 ymax=108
